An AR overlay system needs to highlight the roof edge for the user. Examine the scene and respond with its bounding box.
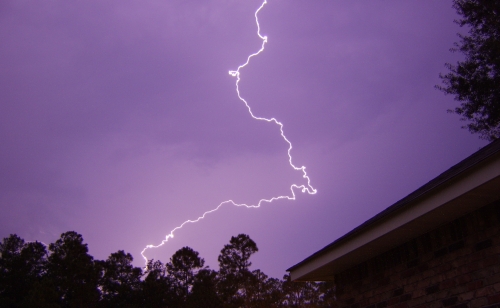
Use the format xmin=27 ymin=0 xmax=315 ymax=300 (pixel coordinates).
xmin=287 ymin=140 xmax=500 ymax=272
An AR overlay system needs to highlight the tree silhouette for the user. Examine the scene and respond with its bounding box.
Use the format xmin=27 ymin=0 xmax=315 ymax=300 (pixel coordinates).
xmin=141 ymin=259 xmax=179 ymax=307
xmin=438 ymin=0 xmax=500 ymax=140
xmin=218 ymin=233 xmax=258 ymax=307
xmin=0 ymin=231 xmax=333 ymax=307
xmin=99 ymin=250 xmax=142 ymax=307
xmin=166 ymin=246 xmax=205 ymax=302
xmin=46 ymin=231 xmax=101 ymax=307
xmin=282 ymin=273 xmax=322 ymax=307
xmin=0 ymin=235 xmax=47 ymax=306
xmin=246 ymin=269 xmax=282 ymax=307
xmin=186 ymin=269 xmax=221 ymax=308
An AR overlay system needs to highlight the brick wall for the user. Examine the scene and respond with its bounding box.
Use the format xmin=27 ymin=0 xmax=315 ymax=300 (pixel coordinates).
xmin=333 ymin=200 xmax=500 ymax=308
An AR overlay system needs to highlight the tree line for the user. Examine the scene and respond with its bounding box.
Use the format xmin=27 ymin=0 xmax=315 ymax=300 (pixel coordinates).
xmin=0 ymin=231 xmax=336 ymax=307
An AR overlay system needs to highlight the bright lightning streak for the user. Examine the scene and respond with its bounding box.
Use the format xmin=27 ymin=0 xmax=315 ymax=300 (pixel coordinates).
xmin=141 ymin=0 xmax=317 ymax=265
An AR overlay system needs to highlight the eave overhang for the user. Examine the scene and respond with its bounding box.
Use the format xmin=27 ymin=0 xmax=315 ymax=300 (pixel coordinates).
xmin=287 ymin=140 xmax=500 ymax=281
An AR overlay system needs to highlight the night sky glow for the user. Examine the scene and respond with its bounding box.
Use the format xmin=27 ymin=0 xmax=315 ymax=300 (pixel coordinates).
xmin=0 ymin=0 xmax=488 ymax=278
xmin=141 ymin=0 xmax=316 ymax=265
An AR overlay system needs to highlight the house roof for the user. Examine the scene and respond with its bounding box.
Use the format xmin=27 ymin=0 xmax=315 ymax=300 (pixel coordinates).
xmin=287 ymin=139 xmax=500 ymax=281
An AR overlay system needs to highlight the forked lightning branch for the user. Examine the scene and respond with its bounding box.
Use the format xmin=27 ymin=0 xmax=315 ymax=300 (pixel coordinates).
xmin=141 ymin=0 xmax=317 ymax=264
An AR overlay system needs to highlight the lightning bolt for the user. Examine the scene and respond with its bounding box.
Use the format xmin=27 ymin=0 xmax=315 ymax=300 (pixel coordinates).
xmin=141 ymin=0 xmax=317 ymax=265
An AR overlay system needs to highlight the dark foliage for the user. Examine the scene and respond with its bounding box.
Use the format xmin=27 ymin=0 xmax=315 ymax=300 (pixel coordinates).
xmin=0 ymin=235 xmax=47 ymax=307
xmin=186 ymin=269 xmax=221 ymax=308
xmin=141 ymin=259 xmax=180 ymax=307
xmin=0 ymin=232 xmax=337 ymax=307
xmin=46 ymin=231 xmax=102 ymax=307
xmin=166 ymin=246 xmax=205 ymax=301
xmin=438 ymin=0 xmax=500 ymax=140
xmin=99 ymin=250 xmax=142 ymax=307
xmin=218 ymin=234 xmax=258 ymax=307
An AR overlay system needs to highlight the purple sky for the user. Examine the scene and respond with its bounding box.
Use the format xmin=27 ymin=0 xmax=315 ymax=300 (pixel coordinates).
xmin=0 ymin=0 xmax=487 ymax=278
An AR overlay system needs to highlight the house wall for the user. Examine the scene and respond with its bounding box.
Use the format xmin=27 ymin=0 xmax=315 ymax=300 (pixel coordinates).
xmin=333 ymin=200 xmax=500 ymax=308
